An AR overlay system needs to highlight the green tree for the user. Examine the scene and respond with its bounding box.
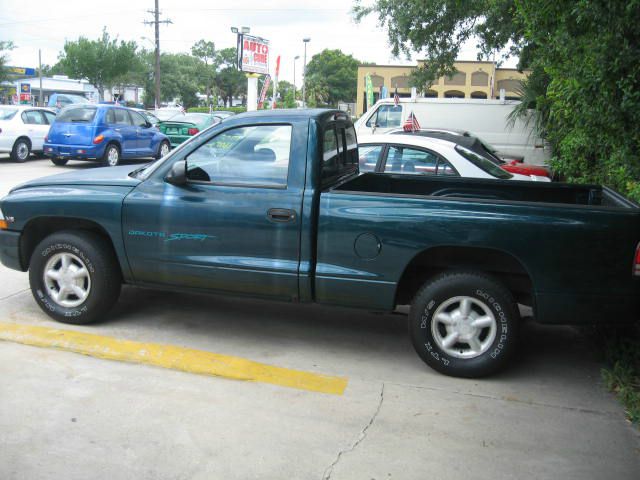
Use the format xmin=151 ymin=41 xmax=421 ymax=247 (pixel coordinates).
xmin=191 ymin=40 xmax=217 ymax=105
xmin=354 ymin=0 xmax=640 ymax=200
xmin=304 ymin=49 xmax=360 ymax=107
xmin=0 ymin=41 xmax=15 ymax=84
xmin=58 ymin=28 xmax=140 ymax=100
xmin=214 ymin=47 xmax=246 ymax=107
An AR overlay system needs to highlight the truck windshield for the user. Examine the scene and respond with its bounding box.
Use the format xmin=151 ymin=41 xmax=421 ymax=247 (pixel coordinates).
xmin=455 ymin=145 xmax=513 ymax=179
xmin=57 ymin=106 xmax=97 ymax=123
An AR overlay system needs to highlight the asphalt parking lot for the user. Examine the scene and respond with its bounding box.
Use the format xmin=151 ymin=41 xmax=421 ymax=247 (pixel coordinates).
xmin=1 ymin=155 xmax=639 ymax=480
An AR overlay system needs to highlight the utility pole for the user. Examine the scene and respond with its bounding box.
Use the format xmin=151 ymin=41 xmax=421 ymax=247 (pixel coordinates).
xmin=144 ymin=0 xmax=172 ymax=109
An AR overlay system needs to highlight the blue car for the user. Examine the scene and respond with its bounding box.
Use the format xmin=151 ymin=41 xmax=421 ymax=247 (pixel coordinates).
xmin=44 ymin=104 xmax=171 ymax=167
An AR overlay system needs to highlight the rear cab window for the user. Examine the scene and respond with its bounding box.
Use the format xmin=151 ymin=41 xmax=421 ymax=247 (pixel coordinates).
xmin=322 ymin=121 xmax=358 ymax=187
xmin=56 ymin=106 xmax=97 ymax=123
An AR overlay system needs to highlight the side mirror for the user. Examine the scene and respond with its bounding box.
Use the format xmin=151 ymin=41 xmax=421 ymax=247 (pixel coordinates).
xmin=145 ymin=121 xmax=153 ymax=128
xmin=165 ymin=160 xmax=187 ymax=186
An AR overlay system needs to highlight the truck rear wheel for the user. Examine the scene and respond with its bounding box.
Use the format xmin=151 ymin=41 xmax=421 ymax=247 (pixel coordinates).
xmin=409 ymin=271 xmax=519 ymax=378
xmin=28 ymin=230 xmax=122 ymax=325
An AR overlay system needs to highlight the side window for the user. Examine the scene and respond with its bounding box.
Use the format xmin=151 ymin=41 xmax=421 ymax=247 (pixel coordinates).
xmin=384 ymin=146 xmax=439 ymax=175
xmin=114 ymin=109 xmax=130 ymax=125
xmin=359 ymin=145 xmax=383 ymax=172
xmin=367 ymin=105 xmax=402 ymax=128
xmin=186 ymin=125 xmax=292 ymax=187
xmin=22 ymin=111 xmax=45 ymax=125
xmin=106 ymin=109 xmax=116 ymax=124
xmin=437 ymin=158 xmax=458 ymax=176
xmin=129 ymin=111 xmax=147 ymax=127
xmin=365 ymin=109 xmax=377 ymax=128
xmin=42 ymin=111 xmax=56 ymax=125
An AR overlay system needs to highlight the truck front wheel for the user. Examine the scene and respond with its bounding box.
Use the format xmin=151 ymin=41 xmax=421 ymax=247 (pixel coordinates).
xmin=28 ymin=231 xmax=122 ymax=325
xmin=409 ymin=271 xmax=519 ymax=378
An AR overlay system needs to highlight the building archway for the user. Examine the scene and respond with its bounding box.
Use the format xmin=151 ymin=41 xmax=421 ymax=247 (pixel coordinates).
xmin=444 ymin=90 xmax=465 ymax=98
xmin=423 ymin=89 xmax=438 ymax=98
xmin=471 ymin=71 xmax=489 ymax=87
xmin=390 ymin=75 xmax=410 ymax=89
xmin=470 ymin=91 xmax=487 ymax=99
xmin=444 ymin=71 xmax=466 ymax=86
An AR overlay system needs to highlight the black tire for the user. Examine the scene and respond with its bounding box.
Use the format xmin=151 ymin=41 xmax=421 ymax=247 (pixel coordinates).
xmin=409 ymin=271 xmax=520 ymax=378
xmin=11 ymin=138 xmax=31 ymax=163
xmin=28 ymin=230 xmax=122 ymax=325
xmin=156 ymin=140 xmax=170 ymax=159
xmin=51 ymin=157 xmax=69 ymax=166
xmin=101 ymin=143 xmax=120 ymax=167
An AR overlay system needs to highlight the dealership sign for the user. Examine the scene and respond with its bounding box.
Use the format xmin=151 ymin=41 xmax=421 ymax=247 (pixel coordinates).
xmin=239 ymin=35 xmax=269 ymax=75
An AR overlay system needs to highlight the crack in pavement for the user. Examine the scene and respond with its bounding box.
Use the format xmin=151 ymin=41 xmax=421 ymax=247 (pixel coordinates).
xmin=322 ymin=382 xmax=385 ymax=480
xmin=0 ymin=288 xmax=30 ymax=302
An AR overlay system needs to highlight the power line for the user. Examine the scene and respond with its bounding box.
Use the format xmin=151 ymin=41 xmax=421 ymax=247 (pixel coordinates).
xmin=143 ymin=0 xmax=172 ymax=109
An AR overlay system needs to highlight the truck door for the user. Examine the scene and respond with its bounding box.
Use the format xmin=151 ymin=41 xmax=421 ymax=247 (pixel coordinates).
xmin=122 ymin=122 xmax=304 ymax=300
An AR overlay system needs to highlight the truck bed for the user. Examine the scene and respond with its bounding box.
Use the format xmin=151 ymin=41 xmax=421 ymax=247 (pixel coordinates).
xmin=335 ymin=173 xmax=637 ymax=209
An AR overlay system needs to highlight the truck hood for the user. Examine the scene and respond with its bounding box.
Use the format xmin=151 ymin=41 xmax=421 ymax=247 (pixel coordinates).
xmin=10 ymin=165 xmax=143 ymax=192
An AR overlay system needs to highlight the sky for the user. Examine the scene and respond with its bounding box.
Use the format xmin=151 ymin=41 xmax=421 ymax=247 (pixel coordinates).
xmin=0 ymin=0 xmax=515 ymax=85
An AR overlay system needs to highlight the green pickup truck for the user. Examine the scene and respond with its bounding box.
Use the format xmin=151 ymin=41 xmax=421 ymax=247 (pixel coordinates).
xmin=1 ymin=109 xmax=639 ymax=378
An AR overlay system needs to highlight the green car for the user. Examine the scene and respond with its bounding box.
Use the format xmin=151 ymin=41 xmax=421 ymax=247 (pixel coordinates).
xmin=158 ymin=113 xmax=227 ymax=147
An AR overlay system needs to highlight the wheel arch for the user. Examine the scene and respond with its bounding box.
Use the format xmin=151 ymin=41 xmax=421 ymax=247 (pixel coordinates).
xmin=19 ymin=216 xmax=122 ymax=275
xmin=395 ymin=245 xmax=535 ymax=308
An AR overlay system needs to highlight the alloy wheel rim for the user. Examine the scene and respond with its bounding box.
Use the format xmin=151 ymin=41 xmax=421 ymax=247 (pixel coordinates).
xmin=17 ymin=142 xmax=29 ymax=160
xmin=43 ymin=252 xmax=92 ymax=308
xmin=107 ymin=147 xmax=119 ymax=166
xmin=431 ymin=296 xmax=497 ymax=359
xmin=160 ymin=143 xmax=169 ymax=157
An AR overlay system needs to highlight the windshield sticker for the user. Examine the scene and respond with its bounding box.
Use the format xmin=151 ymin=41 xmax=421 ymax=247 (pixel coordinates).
xmin=128 ymin=230 xmax=215 ymax=242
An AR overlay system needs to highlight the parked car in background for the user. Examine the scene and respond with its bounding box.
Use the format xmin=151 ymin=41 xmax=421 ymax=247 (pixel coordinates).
xmin=154 ymin=108 xmax=184 ymax=122
xmin=358 ymin=134 xmax=550 ymax=182
xmin=355 ymin=98 xmax=550 ymax=165
xmin=0 ymin=106 xmax=56 ymax=162
xmin=47 ymin=93 xmax=90 ymax=113
xmin=387 ymin=128 xmax=552 ymax=179
xmin=158 ymin=112 xmax=226 ymax=147
xmin=43 ymin=104 xmax=170 ymax=167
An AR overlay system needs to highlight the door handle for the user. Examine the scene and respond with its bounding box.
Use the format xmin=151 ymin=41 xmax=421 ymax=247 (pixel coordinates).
xmin=267 ymin=208 xmax=296 ymax=223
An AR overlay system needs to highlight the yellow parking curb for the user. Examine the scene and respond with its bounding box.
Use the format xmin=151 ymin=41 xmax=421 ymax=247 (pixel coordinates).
xmin=0 ymin=322 xmax=348 ymax=395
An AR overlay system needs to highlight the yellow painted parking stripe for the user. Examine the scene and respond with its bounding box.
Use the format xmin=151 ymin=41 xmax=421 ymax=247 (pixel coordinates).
xmin=0 ymin=322 xmax=348 ymax=395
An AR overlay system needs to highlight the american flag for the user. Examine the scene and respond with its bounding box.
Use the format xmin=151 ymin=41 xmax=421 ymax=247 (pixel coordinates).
xmin=393 ymin=87 xmax=399 ymax=107
xmin=403 ymin=111 xmax=420 ymax=132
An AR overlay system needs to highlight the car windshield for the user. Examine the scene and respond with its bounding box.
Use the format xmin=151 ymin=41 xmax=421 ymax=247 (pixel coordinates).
xmin=455 ymin=145 xmax=513 ymax=179
xmin=64 ymin=94 xmax=90 ymax=104
xmin=179 ymin=113 xmax=208 ymax=124
xmin=0 ymin=107 xmax=18 ymax=120
xmin=155 ymin=110 xmax=182 ymax=121
xmin=57 ymin=106 xmax=97 ymax=123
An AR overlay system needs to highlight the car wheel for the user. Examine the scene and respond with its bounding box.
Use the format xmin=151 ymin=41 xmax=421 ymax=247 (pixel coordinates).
xmin=408 ymin=271 xmax=520 ymax=378
xmin=102 ymin=144 xmax=120 ymax=167
xmin=51 ymin=158 xmax=69 ymax=166
xmin=156 ymin=140 xmax=170 ymax=159
xmin=10 ymin=138 xmax=31 ymax=163
xmin=28 ymin=230 xmax=122 ymax=325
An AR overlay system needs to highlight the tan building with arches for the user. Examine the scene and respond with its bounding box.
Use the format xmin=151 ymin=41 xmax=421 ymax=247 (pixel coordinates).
xmin=356 ymin=61 xmax=529 ymax=116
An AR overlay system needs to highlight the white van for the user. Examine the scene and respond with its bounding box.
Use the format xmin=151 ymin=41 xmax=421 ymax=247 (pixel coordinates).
xmin=354 ymin=98 xmax=550 ymax=165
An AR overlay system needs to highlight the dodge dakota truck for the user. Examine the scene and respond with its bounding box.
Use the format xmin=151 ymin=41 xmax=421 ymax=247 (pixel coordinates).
xmin=1 ymin=109 xmax=639 ymax=378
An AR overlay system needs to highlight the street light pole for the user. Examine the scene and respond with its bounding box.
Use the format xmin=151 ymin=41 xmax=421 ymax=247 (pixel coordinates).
xmin=302 ymin=38 xmax=310 ymax=108
xmin=293 ymin=55 xmax=300 ymax=103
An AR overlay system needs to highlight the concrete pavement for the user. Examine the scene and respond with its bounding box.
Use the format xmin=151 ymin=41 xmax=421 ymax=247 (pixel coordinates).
xmin=0 ymin=156 xmax=639 ymax=479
